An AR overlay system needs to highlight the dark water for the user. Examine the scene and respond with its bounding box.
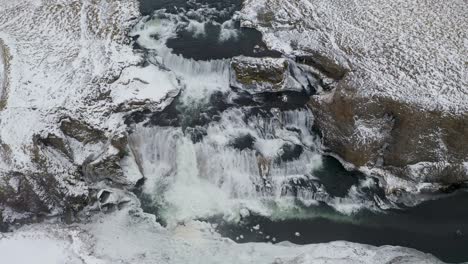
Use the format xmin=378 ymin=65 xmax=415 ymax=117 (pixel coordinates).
xmin=215 ymin=191 xmax=468 ymax=263
xmin=135 ymin=1 xmax=468 ymax=263
xmin=138 ymin=0 xmax=281 ymax=60
xmin=166 ymin=25 xmax=280 ymax=60
xmin=139 ymin=0 xmax=242 ymax=15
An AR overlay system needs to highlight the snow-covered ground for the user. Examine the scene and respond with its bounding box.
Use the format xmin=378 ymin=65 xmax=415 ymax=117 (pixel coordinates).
xmin=0 ymin=0 xmax=182 ymax=219
xmin=241 ymin=0 xmax=468 ymax=114
xmin=0 ymin=0 xmax=181 ymax=172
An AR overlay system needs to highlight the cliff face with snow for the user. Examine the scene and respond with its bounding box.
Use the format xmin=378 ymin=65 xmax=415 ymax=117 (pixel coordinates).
xmin=240 ymin=0 xmax=468 ymax=195
xmin=0 ymin=0 xmax=181 ymax=223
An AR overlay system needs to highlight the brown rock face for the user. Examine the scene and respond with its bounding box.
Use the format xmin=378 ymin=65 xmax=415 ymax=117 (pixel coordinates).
xmin=60 ymin=118 xmax=106 ymax=144
xmin=310 ymin=72 xmax=468 ymax=184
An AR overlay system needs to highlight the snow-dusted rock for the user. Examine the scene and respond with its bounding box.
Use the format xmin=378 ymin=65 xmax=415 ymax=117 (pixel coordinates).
xmin=240 ymin=0 xmax=468 ymax=191
xmin=230 ymin=56 xmax=305 ymax=94
xmin=0 ymin=38 xmax=9 ymax=110
xmin=0 ymin=0 xmax=181 ymax=224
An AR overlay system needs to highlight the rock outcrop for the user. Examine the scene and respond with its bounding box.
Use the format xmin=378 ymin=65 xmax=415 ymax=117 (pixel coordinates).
xmin=230 ymin=56 xmax=305 ymax=93
xmin=310 ymin=79 xmax=468 ymax=186
xmin=240 ymin=0 xmax=468 ymax=193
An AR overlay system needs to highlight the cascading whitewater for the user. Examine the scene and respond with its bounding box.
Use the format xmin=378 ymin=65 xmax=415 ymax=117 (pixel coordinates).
xmin=125 ymin=2 xmax=389 ymax=225
xmin=129 ymin=108 xmax=325 ymax=224
xmin=128 ymin=107 xmax=385 ymax=224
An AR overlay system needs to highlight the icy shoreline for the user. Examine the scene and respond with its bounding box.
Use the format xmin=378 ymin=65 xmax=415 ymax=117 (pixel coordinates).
xmin=0 ymin=202 xmax=443 ymax=264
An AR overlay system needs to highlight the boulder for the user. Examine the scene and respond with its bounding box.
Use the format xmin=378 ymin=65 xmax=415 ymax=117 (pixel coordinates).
xmin=230 ymin=56 xmax=306 ymax=94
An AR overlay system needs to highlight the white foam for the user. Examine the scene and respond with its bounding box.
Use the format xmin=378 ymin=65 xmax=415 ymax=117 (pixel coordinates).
xmin=129 ymin=107 xmax=385 ymax=222
xmin=219 ymin=19 xmax=240 ymax=42
xmin=128 ymin=108 xmax=331 ymax=224
xmin=187 ymin=20 xmax=207 ymax=37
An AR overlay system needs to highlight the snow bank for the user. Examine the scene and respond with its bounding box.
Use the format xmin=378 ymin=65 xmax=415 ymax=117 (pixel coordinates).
xmin=0 ymin=229 xmax=85 ymax=264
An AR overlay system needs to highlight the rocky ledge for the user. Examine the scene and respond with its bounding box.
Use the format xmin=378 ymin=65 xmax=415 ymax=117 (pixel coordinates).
xmin=240 ymin=0 xmax=468 ymax=197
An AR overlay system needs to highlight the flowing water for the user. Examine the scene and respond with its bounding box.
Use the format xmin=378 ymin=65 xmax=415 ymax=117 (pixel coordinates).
xmin=127 ymin=1 xmax=468 ymax=262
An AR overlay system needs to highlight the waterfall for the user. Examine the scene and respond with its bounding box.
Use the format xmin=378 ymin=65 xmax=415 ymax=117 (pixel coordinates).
xmin=128 ymin=108 xmax=329 ymax=224
xmin=130 ymin=10 xmax=232 ymax=103
xmin=124 ymin=2 xmax=388 ymax=226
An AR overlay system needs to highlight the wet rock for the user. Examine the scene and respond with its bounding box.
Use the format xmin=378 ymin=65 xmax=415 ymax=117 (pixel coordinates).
xmin=230 ymin=56 xmax=306 ymax=94
xmin=276 ymin=143 xmax=303 ymax=163
xmin=0 ymin=38 xmax=10 ymax=111
xmin=186 ymin=127 xmax=208 ymax=143
xmin=110 ymin=133 xmax=130 ymax=159
xmin=296 ymin=53 xmax=349 ymax=81
xmin=256 ymin=153 xmax=271 ymax=179
xmin=82 ymin=132 xmax=144 ymax=187
xmin=230 ymin=134 xmax=256 ymax=151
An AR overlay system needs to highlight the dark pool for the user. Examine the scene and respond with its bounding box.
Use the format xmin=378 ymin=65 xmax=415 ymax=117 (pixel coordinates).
xmin=138 ymin=0 xmax=280 ymax=60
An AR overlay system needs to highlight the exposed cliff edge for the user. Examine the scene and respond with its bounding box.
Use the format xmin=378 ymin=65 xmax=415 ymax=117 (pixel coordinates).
xmin=240 ymin=0 xmax=468 ymax=199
